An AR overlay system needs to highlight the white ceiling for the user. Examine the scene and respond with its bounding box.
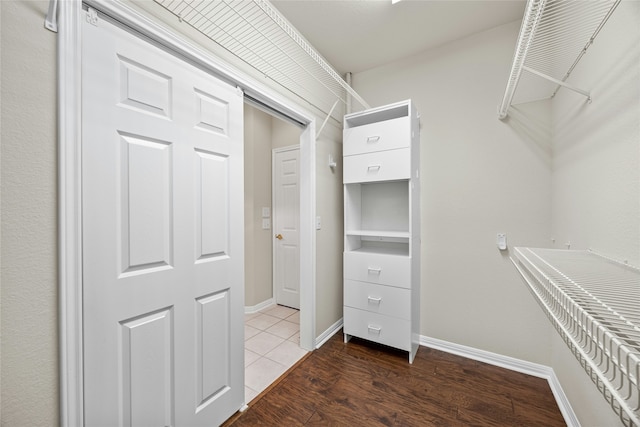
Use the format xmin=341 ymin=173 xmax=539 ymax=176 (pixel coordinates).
xmin=271 ymin=0 xmax=526 ymax=75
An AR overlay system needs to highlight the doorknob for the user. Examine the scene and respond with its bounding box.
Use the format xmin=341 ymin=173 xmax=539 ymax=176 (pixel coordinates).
xmin=275 ymin=234 xmax=283 ymax=240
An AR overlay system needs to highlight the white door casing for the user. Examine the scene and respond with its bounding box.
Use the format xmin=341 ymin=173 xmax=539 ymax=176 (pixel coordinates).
xmin=273 ymin=147 xmax=301 ymax=309
xmin=82 ymin=14 xmax=244 ymax=426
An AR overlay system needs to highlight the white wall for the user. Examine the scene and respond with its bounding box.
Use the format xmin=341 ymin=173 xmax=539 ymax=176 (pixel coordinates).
xmin=1 ymin=1 xmax=59 ymax=425
xmin=315 ymin=131 xmax=344 ymax=336
xmin=353 ymin=5 xmax=639 ymax=425
xmin=551 ymin=0 xmax=640 ymax=265
xmin=549 ymin=2 xmax=640 ymax=425
xmin=352 ymin=20 xmax=554 ymax=365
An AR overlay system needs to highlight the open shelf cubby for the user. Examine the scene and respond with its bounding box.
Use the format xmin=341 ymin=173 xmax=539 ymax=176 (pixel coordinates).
xmin=344 ymin=180 xmax=410 ymax=254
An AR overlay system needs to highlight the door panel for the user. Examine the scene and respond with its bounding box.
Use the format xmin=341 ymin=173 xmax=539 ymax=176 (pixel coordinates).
xmin=83 ymin=14 xmax=244 ymax=426
xmin=195 ymin=290 xmax=230 ymax=411
xmin=273 ymin=148 xmax=300 ymax=309
xmin=119 ymin=133 xmax=173 ymax=274
xmin=120 ymin=307 xmax=174 ymax=427
xmin=195 ymin=149 xmax=229 ymax=261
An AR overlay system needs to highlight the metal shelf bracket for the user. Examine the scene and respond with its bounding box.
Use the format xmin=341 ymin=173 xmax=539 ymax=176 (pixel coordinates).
xmin=45 ymin=0 xmax=59 ymax=32
xmin=522 ymin=66 xmax=591 ymax=102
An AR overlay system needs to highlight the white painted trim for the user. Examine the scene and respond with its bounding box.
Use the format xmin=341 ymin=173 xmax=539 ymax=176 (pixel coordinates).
xmin=59 ymin=1 xmax=319 ymax=423
xmin=299 ymin=123 xmax=316 ymax=352
xmin=244 ymin=299 xmax=275 ymax=314
xmin=315 ymin=318 xmax=343 ymax=349
xmin=58 ymin=1 xmax=84 ymax=426
xmin=271 ymin=144 xmax=301 ymax=309
xmin=547 ymin=370 xmax=582 ymax=427
xmin=420 ymin=336 xmax=580 ymax=427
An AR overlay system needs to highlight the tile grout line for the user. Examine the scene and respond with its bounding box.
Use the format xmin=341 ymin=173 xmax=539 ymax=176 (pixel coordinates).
xmin=244 ymin=305 xmax=304 ymax=401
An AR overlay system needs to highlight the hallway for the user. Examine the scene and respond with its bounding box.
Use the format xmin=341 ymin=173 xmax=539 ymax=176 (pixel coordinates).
xmin=244 ymin=305 xmax=308 ymax=403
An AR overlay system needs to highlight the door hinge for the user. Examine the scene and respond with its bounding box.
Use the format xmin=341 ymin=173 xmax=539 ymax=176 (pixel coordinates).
xmin=86 ymin=7 xmax=98 ymax=26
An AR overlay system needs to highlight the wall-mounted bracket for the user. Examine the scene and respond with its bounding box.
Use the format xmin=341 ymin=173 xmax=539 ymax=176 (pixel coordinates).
xmin=328 ymin=155 xmax=337 ymax=170
xmin=522 ymin=66 xmax=591 ymax=102
xmin=315 ymin=99 xmax=340 ymax=141
xmin=45 ymin=0 xmax=59 ymax=32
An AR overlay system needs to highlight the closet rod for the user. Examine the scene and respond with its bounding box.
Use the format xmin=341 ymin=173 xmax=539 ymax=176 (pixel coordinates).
xmin=497 ymin=0 xmax=546 ymax=120
xmin=498 ymin=0 xmax=620 ymax=120
xmin=550 ymin=0 xmax=621 ymax=97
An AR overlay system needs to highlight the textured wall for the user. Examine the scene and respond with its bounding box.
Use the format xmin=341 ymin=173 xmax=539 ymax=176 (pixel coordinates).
xmin=271 ymin=115 xmax=302 ymax=150
xmin=314 ymin=134 xmax=344 ymax=337
xmin=1 ymin=1 xmax=60 ymax=425
xmin=244 ymin=105 xmax=274 ymax=307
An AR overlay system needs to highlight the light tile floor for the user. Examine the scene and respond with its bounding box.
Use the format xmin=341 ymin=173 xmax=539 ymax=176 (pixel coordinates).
xmin=244 ymin=305 xmax=307 ymax=404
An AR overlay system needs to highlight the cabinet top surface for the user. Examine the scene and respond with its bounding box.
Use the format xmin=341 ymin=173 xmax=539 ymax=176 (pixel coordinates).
xmin=344 ymin=99 xmax=414 ymax=129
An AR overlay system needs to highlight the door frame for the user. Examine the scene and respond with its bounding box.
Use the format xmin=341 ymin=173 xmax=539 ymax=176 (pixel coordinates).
xmin=271 ymin=145 xmax=301 ymax=309
xmin=58 ymin=1 xmax=317 ymax=425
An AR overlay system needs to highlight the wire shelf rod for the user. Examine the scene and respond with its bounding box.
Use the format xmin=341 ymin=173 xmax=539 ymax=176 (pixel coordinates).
xmin=189 ymin=3 xmax=341 ymax=105
xmin=551 ymin=0 xmax=621 ymax=96
xmin=497 ymin=0 xmax=547 ymax=119
xmin=154 ymin=0 xmax=366 ymax=121
xmin=498 ymin=0 xmax=619 ymax=119
xmin=528 ymin=16 xmax=607 ymax=46
xmin=512 ymin=248 xmax=639 ymax=426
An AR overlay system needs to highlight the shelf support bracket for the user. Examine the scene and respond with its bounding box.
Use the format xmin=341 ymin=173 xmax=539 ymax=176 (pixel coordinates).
xmin=522 ymin=66 xmax=591 ymax=102
xmin=45 ymin=0 xmax=59 ymax=32
xmin=316 ymin=99 xmax=340 ymax=141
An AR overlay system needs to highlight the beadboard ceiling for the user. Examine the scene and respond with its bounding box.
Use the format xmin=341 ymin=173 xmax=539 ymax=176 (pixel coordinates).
xmin=271 ymin=0 xmax=526 ymax=75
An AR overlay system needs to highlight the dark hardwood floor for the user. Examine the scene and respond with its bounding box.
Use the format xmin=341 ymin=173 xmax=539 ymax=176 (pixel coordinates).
xmin=226 ymin=331 xmax=566 ymax=426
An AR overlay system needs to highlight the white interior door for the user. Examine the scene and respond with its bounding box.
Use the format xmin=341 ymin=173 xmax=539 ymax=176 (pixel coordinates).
xmin=82 ymin=13 xmax=244 ymax=426
xmin=273 ymin=147 xmax=301 ymax=309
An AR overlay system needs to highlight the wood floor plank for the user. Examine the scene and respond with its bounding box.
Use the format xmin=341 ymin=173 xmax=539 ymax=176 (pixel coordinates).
xmin=226 ymin=331 xmax=566 ymax=426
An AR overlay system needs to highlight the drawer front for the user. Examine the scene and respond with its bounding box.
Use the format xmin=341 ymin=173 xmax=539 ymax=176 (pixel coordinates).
xmin=344 ymin=252 xmax=410 ymax=289
xmin=343 ymin=307 xmax=410 ymax=351
xmin=344 ymin=117 xmax=410 ymax=156
xmin=343 ymin=148 xmax=410 ymax=183
xmin=344 ymin=280 xmax=410 ymax=320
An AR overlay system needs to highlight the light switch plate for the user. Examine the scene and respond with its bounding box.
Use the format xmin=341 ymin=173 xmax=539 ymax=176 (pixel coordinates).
xmin=262 ymin=218 xmax=271 ymax=230
xmin=262 ymin=207 xmax=270 ymax=218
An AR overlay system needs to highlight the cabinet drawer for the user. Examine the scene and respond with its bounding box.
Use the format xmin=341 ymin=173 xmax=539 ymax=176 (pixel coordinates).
xmin=344 ymin=280 xmax=410 ymax=319
xmin=344 ymin=117 xmax=410 ymax=156
xmin=344 ymin=307 xmax=410 ymax=351
xmin=343 ymin=148 xmax=410 ymax=183
xmin=344 ymin=252 xmax=410 ymax=289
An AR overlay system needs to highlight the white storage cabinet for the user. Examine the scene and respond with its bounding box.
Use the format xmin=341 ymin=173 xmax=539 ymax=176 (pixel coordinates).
xmin=342 ymin=100 xmax=420 ymax=363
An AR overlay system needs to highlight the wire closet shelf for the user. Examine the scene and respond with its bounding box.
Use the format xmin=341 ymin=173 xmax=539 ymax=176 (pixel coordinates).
xmin=153 ymin=0 xmax=369 ymax=123
xmin=512 ymin=248 xmax=640 ymax=427
xmin=498 ymin=0 xmax=620 ymax=119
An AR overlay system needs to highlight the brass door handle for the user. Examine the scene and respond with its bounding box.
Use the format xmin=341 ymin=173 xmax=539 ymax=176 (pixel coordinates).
xmin=275 ymin=234 xmax=283 ymax=240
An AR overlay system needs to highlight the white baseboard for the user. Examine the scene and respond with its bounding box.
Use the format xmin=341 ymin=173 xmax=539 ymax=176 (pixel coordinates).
xmin=315 ymin=318 xmax=343 ymax=349
xmin=546 ymin=370 xmax=581 ymax=427
xmin=420 ymin=336 xmax=580 ymax=427
xmin=244 ymin=298 xmax=274 ymax=314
